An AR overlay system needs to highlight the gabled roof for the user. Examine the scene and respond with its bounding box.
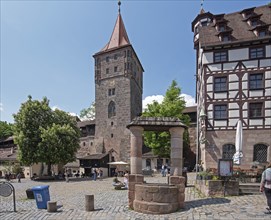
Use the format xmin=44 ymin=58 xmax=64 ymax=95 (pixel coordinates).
xmin=195 ymin=5 xmax=271 ymax=48
xmin=99 ymin=13 xmax=130 ymax=53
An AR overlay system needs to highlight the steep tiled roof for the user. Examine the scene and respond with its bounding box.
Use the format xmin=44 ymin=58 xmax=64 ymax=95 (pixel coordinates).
xmin=198 ymin=5 xmax=271 ymax=47
xmin=99 ymin=13 xmax=130 ymax=52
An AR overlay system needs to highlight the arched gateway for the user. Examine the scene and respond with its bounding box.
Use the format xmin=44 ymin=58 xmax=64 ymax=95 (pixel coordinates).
xmin=127 ymin=117 xmax=187 ymax=214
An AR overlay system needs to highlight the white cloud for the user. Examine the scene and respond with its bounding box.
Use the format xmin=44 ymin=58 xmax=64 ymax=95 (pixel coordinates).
xmin=142 ymin=95 xmax=164 ymax=110
xmin=52 ymin=105 xmax=78 ymax=118
xmin=180 ymin=94 xmax=196 ymax=107
xmin=0 ymin=103 xmax=3 ymax=111
xmin=142 ymin=94 xmax=196 ymax=110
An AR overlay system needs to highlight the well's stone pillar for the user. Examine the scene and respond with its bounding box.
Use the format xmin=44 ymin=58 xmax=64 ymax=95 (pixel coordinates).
xmin=130 ymin=126 xmax=144 ymax=174
xmin=169 ymin=176 xmax=186 ymax=208
xmin=169 ymin=127 xmax=184 ymax=176
xmin=128 ymin=174 xmax=144 ymax=209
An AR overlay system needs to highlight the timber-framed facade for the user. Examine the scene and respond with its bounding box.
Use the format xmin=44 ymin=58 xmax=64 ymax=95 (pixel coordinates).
xmin=192 ymin=5 xmax=271 ymax=169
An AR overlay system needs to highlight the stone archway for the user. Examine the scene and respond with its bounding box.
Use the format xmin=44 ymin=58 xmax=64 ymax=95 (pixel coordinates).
xmin=127 ymin=117 xmax=187 ymax=214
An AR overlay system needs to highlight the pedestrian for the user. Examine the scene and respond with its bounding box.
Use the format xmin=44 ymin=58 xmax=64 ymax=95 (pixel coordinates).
xmin=123 ymin=170 xmax=129 ymax=189
xmin=260 ymin=162 xmax=271 ymax=214
xmin=17 ymin=173 xmax=21 ymax=183
xmin=93 ymin=168 xmax=97 ymax=181
xmin=161 ymin=164 xmax=165 ymax=177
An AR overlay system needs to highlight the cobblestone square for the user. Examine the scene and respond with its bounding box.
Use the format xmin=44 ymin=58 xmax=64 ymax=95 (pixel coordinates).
xmin=0 ymin=173 xmax=270 ymax=220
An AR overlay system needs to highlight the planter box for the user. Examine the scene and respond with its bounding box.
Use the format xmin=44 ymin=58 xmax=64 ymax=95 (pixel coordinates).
xmin=196 ymin=180 xmax=239 ymax=197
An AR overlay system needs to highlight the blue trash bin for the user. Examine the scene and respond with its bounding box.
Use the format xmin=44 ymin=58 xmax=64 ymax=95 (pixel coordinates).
xmin=32 ymin=185 xmax=50 ymax=209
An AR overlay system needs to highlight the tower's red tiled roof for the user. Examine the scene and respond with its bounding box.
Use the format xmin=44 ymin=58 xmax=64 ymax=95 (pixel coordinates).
xmin=100 ymin=13 xmax=130 ymax=52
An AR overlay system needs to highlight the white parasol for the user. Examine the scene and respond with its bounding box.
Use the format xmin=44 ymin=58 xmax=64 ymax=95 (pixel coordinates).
xmin=233 ymin=120 xmax=243 ymax=165
xmin=107 ymin=161 xmax=128 ymax=165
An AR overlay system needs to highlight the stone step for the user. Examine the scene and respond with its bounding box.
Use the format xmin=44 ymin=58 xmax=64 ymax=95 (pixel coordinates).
xmin=239 ymin=183 xmax=261 ymax=195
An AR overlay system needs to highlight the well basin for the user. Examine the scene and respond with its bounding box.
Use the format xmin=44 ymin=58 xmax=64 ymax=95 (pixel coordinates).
xmin=133 ymin=183 xmax=180 ymax=214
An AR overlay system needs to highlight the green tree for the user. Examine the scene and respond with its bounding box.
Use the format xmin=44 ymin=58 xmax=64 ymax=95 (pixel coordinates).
xmin=0 ymin=121 xmax=13 ymax=140
xmin=80 ymin=102 xmax=95 ymax=120
xmin=142 ymin=80 xmax=190 ymax=158
xmin=13 ymin=96 xmax=80 ymax=175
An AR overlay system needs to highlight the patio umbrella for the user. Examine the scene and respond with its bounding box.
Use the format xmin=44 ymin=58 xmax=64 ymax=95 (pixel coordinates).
xmin=107 ymin=161 xmax=128 ymax=165
xmin=233 ymin=120 xmax=243 ymax=165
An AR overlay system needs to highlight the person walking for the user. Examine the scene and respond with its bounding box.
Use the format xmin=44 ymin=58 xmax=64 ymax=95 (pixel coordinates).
xmin=260 ymin=162 xmax=271 ymax=214
xmin=17 ymin=173 xmax=21 ymax=183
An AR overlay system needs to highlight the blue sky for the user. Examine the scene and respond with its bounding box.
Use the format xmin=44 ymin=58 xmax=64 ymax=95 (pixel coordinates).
xmin=1 ymin=0 xmax=270 ymax=123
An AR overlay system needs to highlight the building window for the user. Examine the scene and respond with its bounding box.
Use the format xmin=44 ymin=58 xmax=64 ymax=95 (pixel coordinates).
xmin=249 ymin=102 xmax=263 ymax=118
xmin=90 ymin=142 xmax=93 ymax=146
xmin=146 ymin=159 xmax=151 ymax=168
xmin=114 ymin=54 xmax=117 ymax=60
xmin=111 ymin=133 xmax=114 ymax=138
xmin=214 ymin=104 xmax=227 ymax=119
xmin=111 ymin=122 xmax=114 ymax=126
xmin=108 ymin=101 xmax=116 ymax=118
xmin=114 ymin=66 xmax=118 ymax=72
xmin=214 ymin=77 xmax=227 ymax=92
xmin=250 ymin=47 xmax=264 ymax=59
xmin=253 ymin=144 xmax=268 ymax=163
xmin=83 ymin=142 xmax=86 ymax=146
xmin=249 ymin=73 xmax=263 ymax=90
xmin=106 ymin=68 xmax=109 ymax=74
xmin=214 ymin=51 xmax=228 ymax=62
xmin=222 ymin=144 xmax=236 ymax=159
xmin=106 ymin=56 xmax=109 ymax=62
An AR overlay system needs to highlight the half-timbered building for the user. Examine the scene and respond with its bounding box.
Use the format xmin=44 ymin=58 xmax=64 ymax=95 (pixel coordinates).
xmin=192 ymin=5 xmax=271 ymax=169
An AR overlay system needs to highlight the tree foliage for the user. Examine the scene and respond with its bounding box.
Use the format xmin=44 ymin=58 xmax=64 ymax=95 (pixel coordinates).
xmin=142 ymin=80 xmax=190 ymax=158
xmin=0 ymin=121 xmax=13 ymax=140
xmin=13 ymin=96 xmax=80 ymax=175
xmin=80 ymin=102 xmax=95 ymax=120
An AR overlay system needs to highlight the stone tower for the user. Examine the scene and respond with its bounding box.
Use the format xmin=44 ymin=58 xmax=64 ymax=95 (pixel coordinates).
xmin=93 ymin=2 xmax=144 ymax=162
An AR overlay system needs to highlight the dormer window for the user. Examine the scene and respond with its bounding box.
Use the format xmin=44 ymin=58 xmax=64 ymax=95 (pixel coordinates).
xmin=201 ymin=20 xmax=208 ymax=27
xmin=250 ymin=19 xmax=258 ymax=27
xmin=258 ymin=29 xmax=267 ymax=37
xmin=221 ymin=34 xmax=230 ymax=42
xmin=218 ymin=25 xmax=225 ymax=32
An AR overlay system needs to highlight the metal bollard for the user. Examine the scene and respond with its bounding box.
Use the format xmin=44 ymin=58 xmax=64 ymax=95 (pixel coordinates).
xmin=85 ymin=195 xmax=94 ymax=211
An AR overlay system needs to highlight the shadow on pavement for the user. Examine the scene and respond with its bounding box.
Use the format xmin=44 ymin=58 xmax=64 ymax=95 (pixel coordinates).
xmin=184 ymin=197 xmax=231 ymax=210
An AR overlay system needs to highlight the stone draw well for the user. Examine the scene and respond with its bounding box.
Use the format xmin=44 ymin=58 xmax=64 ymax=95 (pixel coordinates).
xmin=127 ymin=117 xmax=187 ymax=214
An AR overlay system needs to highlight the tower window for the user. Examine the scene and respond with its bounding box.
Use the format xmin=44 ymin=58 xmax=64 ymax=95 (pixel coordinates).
xmin=91 ymin=142 xmax=93 ymax=146
xmin=108 ymin=101 xmax=116 ymax=118
xmin=106 ymin=68 xmax=109 ymax=74
xmin=108 ymin=88 xmax=115 ymax=96
xmin=111 ymin=133 xmax=114 ymax=138
xmin=106 ymin=56 xmax=110 ymax=62
xmin=111 ymin=122 xmax=114 ymax=126
xmin=114 ymin=66 xmax=118 ymax=72
xmin=114 ymin=54 xmax=117 ymax=60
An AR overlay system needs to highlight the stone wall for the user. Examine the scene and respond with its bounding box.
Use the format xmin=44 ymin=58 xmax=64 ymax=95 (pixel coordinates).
xmin=195 ymin=180 xmax=239 ymax=197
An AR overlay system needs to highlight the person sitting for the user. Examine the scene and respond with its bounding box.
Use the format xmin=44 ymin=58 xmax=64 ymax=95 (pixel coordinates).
xmin=123 ymin=170 xmax=129 ymax=189
xmin=112 ymin=174 xmax=125 ymax=189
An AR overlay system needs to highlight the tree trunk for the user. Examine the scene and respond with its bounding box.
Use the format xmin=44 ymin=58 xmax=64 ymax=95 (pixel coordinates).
xmin=47 ymin=162 xmax=52 ymax=176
